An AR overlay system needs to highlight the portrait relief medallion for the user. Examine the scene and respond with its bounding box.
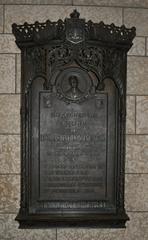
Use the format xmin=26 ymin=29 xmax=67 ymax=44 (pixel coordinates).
xmin=55 ymin=67 xmax=93 ymax=103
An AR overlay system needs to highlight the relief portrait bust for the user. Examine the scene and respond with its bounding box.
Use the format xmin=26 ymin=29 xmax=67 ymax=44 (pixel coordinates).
xmin=65 ymin=75 xmax=83 ymax=100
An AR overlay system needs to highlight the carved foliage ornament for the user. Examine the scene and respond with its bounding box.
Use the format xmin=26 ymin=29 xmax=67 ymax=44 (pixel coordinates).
xmin=12 ymin=10 xmax=135 ymax=98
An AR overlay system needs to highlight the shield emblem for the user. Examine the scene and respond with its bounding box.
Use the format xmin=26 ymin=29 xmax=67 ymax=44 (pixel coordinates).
xmin=43 ymin=95 xmax=52 ymax=108
xmin=66 ymin=18 xmax=85 ymax=44
xmin=95 ymin=98 xmax=104 ymax=109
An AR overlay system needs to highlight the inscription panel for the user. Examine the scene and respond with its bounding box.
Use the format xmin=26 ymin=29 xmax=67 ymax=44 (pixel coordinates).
xmin=39 ymin=92 xmax=108 ymax=201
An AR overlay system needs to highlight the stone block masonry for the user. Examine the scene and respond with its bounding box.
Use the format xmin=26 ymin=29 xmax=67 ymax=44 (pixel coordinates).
xmin=0 ymin=0 xmax=148 ymax=239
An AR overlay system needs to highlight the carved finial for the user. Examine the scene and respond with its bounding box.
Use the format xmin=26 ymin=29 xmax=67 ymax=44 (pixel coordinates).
xmin=70 ymin=9 xmax=80 ymax=18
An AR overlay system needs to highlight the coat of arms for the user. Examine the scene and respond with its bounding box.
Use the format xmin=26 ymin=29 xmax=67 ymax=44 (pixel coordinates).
xmin=66 ymin=9 xmax=85 ymax=44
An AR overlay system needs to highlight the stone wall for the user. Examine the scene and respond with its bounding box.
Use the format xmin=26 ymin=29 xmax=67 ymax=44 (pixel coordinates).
xmin=0 ymin=0 xmax=148 ymax=239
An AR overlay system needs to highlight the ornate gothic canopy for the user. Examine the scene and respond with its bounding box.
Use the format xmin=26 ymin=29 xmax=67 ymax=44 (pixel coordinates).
xmin=12 ymin=9 xmax=135 ymax=49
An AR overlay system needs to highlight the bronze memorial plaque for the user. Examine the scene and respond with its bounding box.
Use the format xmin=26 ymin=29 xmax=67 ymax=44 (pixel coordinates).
xmin=12 ymin=10 xmax=136 ymax=227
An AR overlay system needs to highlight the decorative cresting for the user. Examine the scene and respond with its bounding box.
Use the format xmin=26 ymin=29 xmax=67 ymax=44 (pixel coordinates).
xmin=12 ymin=10 xmax=136 ymax=228
xmin=12 ymin=9 xmax=135 ymax=46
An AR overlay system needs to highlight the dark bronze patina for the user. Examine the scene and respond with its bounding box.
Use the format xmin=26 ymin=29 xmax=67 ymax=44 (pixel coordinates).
xmin=12 ymin=10 xmax=136 ymax=228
